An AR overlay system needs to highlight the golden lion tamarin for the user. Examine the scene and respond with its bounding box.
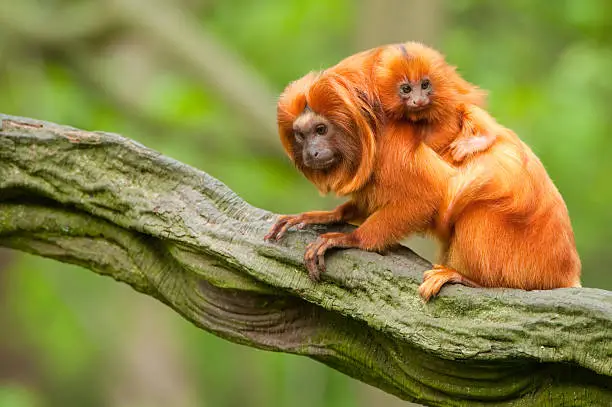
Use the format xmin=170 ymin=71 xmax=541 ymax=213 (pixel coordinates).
xmin=264 ymin=70 xmax=459 ymax=283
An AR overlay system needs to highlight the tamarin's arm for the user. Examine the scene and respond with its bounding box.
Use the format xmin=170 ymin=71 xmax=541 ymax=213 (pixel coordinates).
xmin=264 ymin=201 xmax=360 ymax=242
xmin=303 ymin=201 xmax=436 ymax=280
xmin=449 ymin=105 xmax=498 ymax=162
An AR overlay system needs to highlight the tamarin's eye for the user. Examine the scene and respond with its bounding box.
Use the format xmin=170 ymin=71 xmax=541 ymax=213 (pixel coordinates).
xmin=421 ymin=79 xmax=431 ymax=90
xmin=400 ymin=84 xmax=412 ymax=94
xmin=315 ymin=124 xmax=328 ymax=135
xmin=294 ymin=131 xmax=304 ymax=142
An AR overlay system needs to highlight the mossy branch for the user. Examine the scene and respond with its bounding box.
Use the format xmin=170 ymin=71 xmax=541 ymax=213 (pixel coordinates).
xmin=0 ymin=113 xmax=611 ymax=406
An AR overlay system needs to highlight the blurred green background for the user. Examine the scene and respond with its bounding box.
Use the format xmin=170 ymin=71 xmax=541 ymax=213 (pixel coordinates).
xmin=0 ymin=1 xmax=611 ymax=406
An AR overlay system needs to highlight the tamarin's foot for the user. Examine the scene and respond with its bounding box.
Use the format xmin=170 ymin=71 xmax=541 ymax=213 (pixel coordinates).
xmin=418 ymin=264 xmax=481 ymax=302
xmin=264 ymin=215 xmax=308 ymax=241
xmin=304 ymin=232 xmax=356 ymax=281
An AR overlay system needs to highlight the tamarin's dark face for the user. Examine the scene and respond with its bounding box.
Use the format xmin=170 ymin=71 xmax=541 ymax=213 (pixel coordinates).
xmin=397 ymin=77 xmax=433 ymax=112
xmin=292 ymin=109 xmax=341 ymax=170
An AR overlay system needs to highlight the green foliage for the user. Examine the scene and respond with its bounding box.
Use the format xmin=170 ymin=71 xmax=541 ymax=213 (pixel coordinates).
xmin=0 ymin=384 xmax=41 ymax=407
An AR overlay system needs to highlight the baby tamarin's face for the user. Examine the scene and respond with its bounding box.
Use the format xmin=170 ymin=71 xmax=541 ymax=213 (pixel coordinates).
xmin=375 ymin=43 xmax=452 ymax=122
xmin=397 ymin=76 xmax=433 ymax=112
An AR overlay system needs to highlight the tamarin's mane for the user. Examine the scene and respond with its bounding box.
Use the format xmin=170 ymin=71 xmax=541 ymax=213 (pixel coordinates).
xmin=277 ymin=71 xmax=380 ymax=196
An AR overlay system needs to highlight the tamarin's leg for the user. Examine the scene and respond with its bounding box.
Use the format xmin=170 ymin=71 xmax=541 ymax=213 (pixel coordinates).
xmin=418 ymin=264 xmax=481 ymax=302
xmin=264 ymin=201 xmax=359 ymax=242
xmin=304 ymin=204 xmax=434 ymax=280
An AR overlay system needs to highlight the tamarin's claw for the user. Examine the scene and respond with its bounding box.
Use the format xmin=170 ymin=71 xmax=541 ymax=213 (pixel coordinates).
xmin=304 ymin=232 xmax=354 ymax=281
xmin=419 ymin=265 xmax=481 ymax=302
xmin=264 ymin=215 xmax=307 ymax=242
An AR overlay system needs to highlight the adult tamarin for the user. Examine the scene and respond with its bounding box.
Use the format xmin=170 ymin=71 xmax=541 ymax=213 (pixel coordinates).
xmin=264 ymin=70 xmax=462 ymax=283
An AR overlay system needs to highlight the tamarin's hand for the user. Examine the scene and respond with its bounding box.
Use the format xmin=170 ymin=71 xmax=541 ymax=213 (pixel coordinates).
xmin=264 ymin=202 xmax=359 ymax=242
xmin=264 ymin=214 xmax=316 ymax=242
xmin=303 ymin=232 xmax=354 ymax=280
xmin=449 ymin=133 xmax=493 ymax=162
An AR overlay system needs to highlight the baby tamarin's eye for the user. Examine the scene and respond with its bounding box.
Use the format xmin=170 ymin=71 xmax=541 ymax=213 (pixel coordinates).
xmin=294 ymin=131 xmax=304 ymax=143
xmin=399 ymin=83 xmax=412 ymax=94
xmin=315 ymin=124 xmax=328 ymax=135
xmin=421 ymin=79 xmax=431 ymax=90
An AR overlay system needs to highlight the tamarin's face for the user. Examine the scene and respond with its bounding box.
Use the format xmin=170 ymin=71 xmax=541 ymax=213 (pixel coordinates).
xmin=291 ymin=108 xmax=339 ymax=170
xmin=375 ymin=43 xmax=454 ymax=122
xmin=277 ymin=71 xmax=377 ymax=195
xmin=397 ymin=77 xmax=433 ymax=112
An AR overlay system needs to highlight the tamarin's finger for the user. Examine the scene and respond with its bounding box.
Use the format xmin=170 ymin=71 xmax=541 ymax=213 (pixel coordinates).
xmin=304 ymin=246 xmax=321 ymax=281
xmin=273 ymin=222 xmax=292 ymax=241
xmin=264 ymin=217 xmax=288 ymax=241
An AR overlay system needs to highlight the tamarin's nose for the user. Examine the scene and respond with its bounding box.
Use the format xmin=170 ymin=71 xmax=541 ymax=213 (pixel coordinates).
xmin=413 ymin=98 xmax=428 ymax=107
xmin=306 ymin=146 xmax=333 ymax=162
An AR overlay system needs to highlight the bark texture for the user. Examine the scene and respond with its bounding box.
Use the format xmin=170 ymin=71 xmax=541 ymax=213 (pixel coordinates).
xmin=0 ymin=114 xmax=611 ymax=406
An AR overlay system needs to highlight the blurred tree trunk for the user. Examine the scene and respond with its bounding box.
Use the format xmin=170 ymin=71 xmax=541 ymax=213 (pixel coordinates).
xmin=0 ymin=249 xmax=42 ymax=392
xmin=106 ymin=297 xmax=200 ymax=407
xmin=356 ymin=0 xmax=444 ymax=49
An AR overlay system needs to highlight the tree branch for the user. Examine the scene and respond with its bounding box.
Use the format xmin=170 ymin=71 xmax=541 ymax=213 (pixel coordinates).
xmin=1 ymin=113 xmax=611 ymax=406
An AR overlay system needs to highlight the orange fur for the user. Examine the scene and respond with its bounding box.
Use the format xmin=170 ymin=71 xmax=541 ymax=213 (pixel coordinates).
xmin=327 ymin=42 xmax=492 ymax=162
xmin=277 ymin=71 xmax=378 ymax=196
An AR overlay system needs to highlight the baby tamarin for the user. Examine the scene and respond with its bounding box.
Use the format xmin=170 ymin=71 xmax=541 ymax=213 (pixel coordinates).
xmin=264 ymin=70 xmax=460 ymax=282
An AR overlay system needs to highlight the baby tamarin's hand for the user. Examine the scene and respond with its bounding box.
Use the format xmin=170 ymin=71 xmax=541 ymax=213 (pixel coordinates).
xmin=449 ymin=133 xmax=493 ymax=162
